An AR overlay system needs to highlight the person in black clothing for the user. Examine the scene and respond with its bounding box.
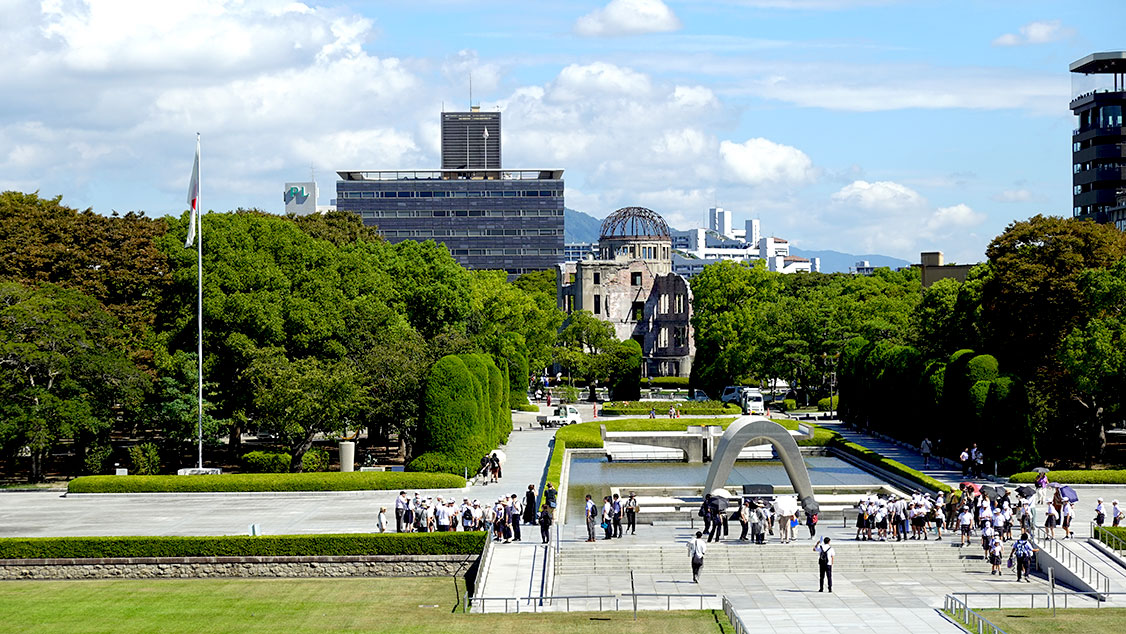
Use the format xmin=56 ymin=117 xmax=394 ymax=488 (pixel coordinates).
xmin=544 ymin=483 xmax=558 ymax=516
xmin=700 ymin=494 xmax=713 ymax=536
xmin=524 ymin=485 xmax=537 ymax=525
xmin=538 ymin=504 xmax=553 ymax=544
xmin=625 ymin=492 xmax=639 ymax=535
xmin=612 ymin=493 xmax=623 ymax=538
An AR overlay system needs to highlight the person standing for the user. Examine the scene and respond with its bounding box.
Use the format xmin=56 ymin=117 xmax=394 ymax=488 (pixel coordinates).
xmin=602 ymin=496 xmax=614 ymax=540
xmin=1010 ymin=532 xmax=1038 ymax=582
xmin=1044 ymin=501 xmax=1059 ymax=540
xmin=806 ymin=509 xmax=818 ymax=539
xmin=700 ymin=494 xmax=713 ymax=537
xmin=524 ymin=485 xmax=537 ymax=525
xmin=687 ymin=531 xmax=707 ymax=583
xmin=1061 ymin=498 xmax=1074 ymax=539
xmin=960 ymin=448 xmax=971 ymax=478
xmin=508 ymin=495 xmax=522 ymax=541
xmin=1113 ymin=500 xmax=1122 ymax=527
xmin=395 ymin=491 xmax=408 ymax=532
xmin=920 ymin=437 xmax=933 ymax=468
xmin=738 ymin=500 xmax=751 ymax=541
xmin=815 ymin=537 xmax=834 ymax=592
xmin=958 ymin=506 xmax=974 ymax=547
xmin=611 ymin=493 xmax=623 ymax=538
xmin=1095 ymin=497 xmax=1106 ymax=527
xmin=625 ymin=492 xmax=640 ymax=535
xmin=585 ymin=494 xmax=597 ymax=542
xmin=376 ymin=507 xmax=388 ymax=533
xmin=538 ymin=503 xmax=553 ymax=544
xmin=544 ymin=483 xmax=558 ymax=516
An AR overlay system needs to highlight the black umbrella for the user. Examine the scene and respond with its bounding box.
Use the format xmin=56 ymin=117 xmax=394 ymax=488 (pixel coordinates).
xmin=1016 ymin=485 xmax=1036 ymax=498
xmin=709 ymin=496 xmax=730 ymax=513
xmin=1058 ymin=486 xmax=1079 ymax=503
xmin=980 ymin=485 xmax=1003 ymax=500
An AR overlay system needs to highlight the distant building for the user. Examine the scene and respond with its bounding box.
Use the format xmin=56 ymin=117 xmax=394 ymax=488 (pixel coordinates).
xmin=671 ymin=222 xmax=819 ymax=278
xmin=564 ymin=242 xmax=598 ymax=262
xmin=336 ymin=107 xmax=564 ymax=277
xmin=557 ymin=207 xmax=694 ymax=378
xmin=1070 ymin=52 xmax=1126 ymax=224
xmin=853 ymin=260 xmax=876 ymax=275
xmin=918 ymin=251 xmax=976 ymax=288
xmin=708 ymin=206 xmax=733 ymax=239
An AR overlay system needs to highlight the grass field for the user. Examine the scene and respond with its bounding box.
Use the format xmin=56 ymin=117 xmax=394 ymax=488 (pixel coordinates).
xmin=0 ymin=577 xmax=733 ymax=634
xmin=976 ymin=608 xmax=1126 ymax=633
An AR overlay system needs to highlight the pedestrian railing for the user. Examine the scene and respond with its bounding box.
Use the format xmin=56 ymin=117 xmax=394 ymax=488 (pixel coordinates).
xmin=952 ymin=590 xmax=1126 ymax=610
xmin=721 ymin=595 xmax=752 ymax=634
xmin=942 ymin=594 xmax=1008 ymax=634
xmin=1093 ymin=523 xmax=1126 ymax=554
xmin=1033 ymin=526 xmax=1111 ymax=597
xmin=463 ymin=592 xmax=718 ymax=614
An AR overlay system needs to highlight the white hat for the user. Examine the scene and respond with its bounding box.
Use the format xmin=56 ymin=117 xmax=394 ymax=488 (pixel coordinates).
xmin=1113 ymin=500 xmax=1119 ymax=505
xmin=1097 ymin=497 xmax=1103 ymax=502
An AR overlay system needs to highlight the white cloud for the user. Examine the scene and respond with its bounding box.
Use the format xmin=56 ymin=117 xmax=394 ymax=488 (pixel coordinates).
xmin=993 ymin=20 xmax=1073 ymax=47
xmin=548 ymin=62 xmax=653 ymax=101
xmin=720 ymin=138 xmax=814 ymax=185
xmin=831 ymin=180 xmax=924 ymax=211
xmin=575 ymin=0 xmax=682 ymax=37
xmin=927 ymin=203 xmax=985 ymax=230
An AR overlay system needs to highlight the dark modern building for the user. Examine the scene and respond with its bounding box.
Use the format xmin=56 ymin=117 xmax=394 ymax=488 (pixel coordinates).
xmin=1070 ymin=52 xmax=1126 ymax=227
xmin=337 ymin=107 xmax=564 ymax=277
xmin=441 ymin=110 xmax=501 ymax=170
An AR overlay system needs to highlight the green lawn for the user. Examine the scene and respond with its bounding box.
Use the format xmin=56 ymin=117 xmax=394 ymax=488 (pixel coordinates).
xmin=0 ymin=577 xmax=733 ymax=633
xmin=976 ymin=608 xmax=1126 ymax=633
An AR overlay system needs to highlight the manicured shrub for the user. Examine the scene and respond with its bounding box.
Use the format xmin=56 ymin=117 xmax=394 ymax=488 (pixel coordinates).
xmin=128 ymin=443 xmax=161 ymax=476
xmin=507 ymin=351 xmax=531 ymax=410
xmin=514 ymin=403 xmax=539 ymax=412
xmin=640 ymin=376 xmax=689 ymax=388
xmin=1009 ymin=470 xmax=1126 ymax=484
xmin=816 ymin=396 xmax=839 ymax=412
xmin=67 ymin=471 xmax=464 ymax=493
xmin=610 ymin=339 xmax=642 ymax=401
xmin=600 ymin=400 xmax=739 ymax=416
xmin=242 ymin=451 xmax=291 ymax=474
xmin=0 ymin=532 xmax=487 ymax=560
xmin=828 ymin=436 xmax=952 ymax=493
xmin=415 ymin=355 xmax=481 ymax=473
xmin=782 ymin=399 xmax=797 ymax=412
xmin=486 ymin=358 xmax=510 ymax=444
xmin=965 ymin=354 xmax=1000 ymax=384
xmin=302 ymin=447 xmax=330 ymax=473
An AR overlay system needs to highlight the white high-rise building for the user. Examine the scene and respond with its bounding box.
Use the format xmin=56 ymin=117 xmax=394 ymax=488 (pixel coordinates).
xmin=708 ymin=206 xmax=733 ymax=239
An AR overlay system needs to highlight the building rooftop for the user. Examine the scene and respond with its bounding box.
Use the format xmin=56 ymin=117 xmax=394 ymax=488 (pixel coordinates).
xmin=599 ymin=206 xmax=672 ymax=241
xmin=337 ymin=168 xmax=563 ymax=181
xmin=1070 ymin=52 xmax=1126 ymax=74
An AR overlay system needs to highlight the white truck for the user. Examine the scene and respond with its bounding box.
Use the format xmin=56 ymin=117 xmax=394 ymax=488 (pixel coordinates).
xmin=741 ymin=389 xmax=766 ymax=415
xmin=537 ymin=405 xmax=583 ymax=428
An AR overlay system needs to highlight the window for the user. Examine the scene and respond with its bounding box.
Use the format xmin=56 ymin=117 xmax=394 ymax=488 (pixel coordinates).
xmin=593 ymin=294 xmax=601 ymax=315
xmin=658 ymin=327 xmax=669 ymax=348
xmin=593 ymin=272 xmax=601 ymax=285
xmin=660 ymin=294 xmax=669 ymax=314
xmin=632 ymin=301 xmax=644 ymax=321
xmin=631 ymin=272 xmax=642 ymax=286
xmin=675 ymin=294 xmax=685 ymax=313
xmin=565 ymin=295 xmax=574 ymax=313
xmin=673 ymin=327 xmax=687 ymax=348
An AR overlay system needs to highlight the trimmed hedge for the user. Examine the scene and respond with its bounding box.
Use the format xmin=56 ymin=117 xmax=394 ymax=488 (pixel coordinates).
xmin=0 ymin=532 xmax=487 ymax=560
xmin=68 ymin=472 xmax=465 ymax=493
xmin=1098 ymin=527 xmax=1126 ymax=548
xmin=781 ymin=399 xmax=797 ymax=412
xmin=639 ymin=376 xmax=689 ymax=388
xmin=816 ymin=396 xmax=839 ymax=412
xmin=514 ymin=403 xmax=539 ymax=412
xmin=1009 ymin=470 xmax=1126 ymax=484
xmin=242 ymin=451 xmax=291 ymax=474
xmin=600 ymin=401 xmax=740 ymax=416
xmin=828 ymin=437 xmax=953 ymax=493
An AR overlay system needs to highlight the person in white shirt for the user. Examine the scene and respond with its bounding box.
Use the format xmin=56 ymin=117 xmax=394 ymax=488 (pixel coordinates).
xmin=814 ymin=536 xmax=834 ymax=592
xmin=602 ymin=496 xmax=614 ymax=541
xmin=395 ymin=491 xmax=408 ymax=532
xmin=1044 ymin=503 xmax=1059 ymax=540
xmin=1095 ymin=498 xmax=1106 ymax=527
xmin=1061 ymin=499 xmax=1073 ymax=539
xmin=959 ymin=508 xmax=975 ymax=547
xmin=584 ymin=494 xmax=597 ymax=542
xmin=1113 ymin=500 xmax=1122 ymax=527
xmin=376 ymin=507 xmax=388 ymax=533
xmin=989 ymin=537 xmax=1004 ymax=575
xmin=435 ymin=502 xmax=450 ymax=532
xmin=687 ymin=531 xmax=707 ymax=583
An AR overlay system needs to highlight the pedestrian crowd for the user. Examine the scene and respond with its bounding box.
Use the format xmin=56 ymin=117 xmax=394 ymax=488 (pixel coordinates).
xmin=584 ymin=491 xmax=640 ymax=541
xmin=854 ymin=491 xmax=946 ymax=542
xmin=384 ymin=484 xmax=556 ymax=543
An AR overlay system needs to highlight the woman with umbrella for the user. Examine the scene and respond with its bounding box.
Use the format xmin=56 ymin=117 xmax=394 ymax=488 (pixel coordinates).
xmin=1033 ymin=468 xmax=1049 ymax=504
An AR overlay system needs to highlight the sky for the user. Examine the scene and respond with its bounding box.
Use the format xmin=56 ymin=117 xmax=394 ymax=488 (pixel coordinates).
xmin=1 ymin=0 xmax=1120 ymax=263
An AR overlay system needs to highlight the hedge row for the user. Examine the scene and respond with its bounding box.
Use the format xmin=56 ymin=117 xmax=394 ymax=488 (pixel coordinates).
xmin=1097 ymin=527 xmax=1126 ymax=549
xmin=68 ymin=472 xmax=465 ymax=493
xmin=816 ymin=396 xmax=839 ymax=412
xmin=639 ymin=376 xmax=690 ymax=388
xmin=0 ymin=532 xmax=487 ymax=560
xmin=1009 ymin=470 xmax=1126 ymax=484
xmin=242 ymin=451 xmax=291 ymax=474
xmin=600 ymin=401 xmax=740 ymax=416
xmin=514 ymin=403 xmax=540 ymax=412
xmin=828 ymin=437 xmax=953 ymax=493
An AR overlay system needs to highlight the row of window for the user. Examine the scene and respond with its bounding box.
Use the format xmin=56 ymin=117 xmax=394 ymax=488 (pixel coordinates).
xmin=452 ymin=248 xmax=562 ymax=256
xmin=381 ymin=229 xmax=563 ymax=238
xmin=359 ymin=209 xmax=563 ymax=218
xmin=340 ymin=189 xmax=562 ymax=199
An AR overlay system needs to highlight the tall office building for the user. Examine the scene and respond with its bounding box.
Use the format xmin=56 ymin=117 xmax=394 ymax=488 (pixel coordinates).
xmin=708 ymin=206 xmax=732 ymax=239
xmin=441 ymin=109 xmax=501 ymax=170
xmin=337 ymin=108 xmax=564 ymax=277
xmin=1070 ymin=52 xmax=1126 ymax=227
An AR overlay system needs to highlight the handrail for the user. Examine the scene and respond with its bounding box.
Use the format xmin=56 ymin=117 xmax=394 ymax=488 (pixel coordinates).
xmin=465 ymin=591 xmax=719 ymax=613
xmin=1093 ymin=523 xmax=1126 ymax=553
xmin=1033 ymin=525 xmax=1111 ymax=597
xmin=943 ymin=594 xmax=1006 ymax=634
xmin=722 ymin=596 xmax=752 ymax=634
xmin=955 ymin=590 xmax=1126 ymax=610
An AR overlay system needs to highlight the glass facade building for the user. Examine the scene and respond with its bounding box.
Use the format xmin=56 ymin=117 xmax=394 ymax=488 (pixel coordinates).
xmin=336 ymin=169 xmax=564 ymax=276
xmin=1070 ymin=52 xmax=1126 ymax=224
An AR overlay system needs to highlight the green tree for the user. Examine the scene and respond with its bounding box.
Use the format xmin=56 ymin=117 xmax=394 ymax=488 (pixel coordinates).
xmin=0 ymin=282 xmax=147 ymax=481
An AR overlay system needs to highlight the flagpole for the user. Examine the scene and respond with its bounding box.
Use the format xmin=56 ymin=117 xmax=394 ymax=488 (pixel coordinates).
xmin=196 ymin=132 xmax=204 ymax=470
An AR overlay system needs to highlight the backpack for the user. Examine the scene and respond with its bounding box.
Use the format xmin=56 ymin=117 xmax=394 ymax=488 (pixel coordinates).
xmin=819 ymin=547 xmax=828 ymax=565
xmin=1015 ymin=540 xmax=1032 ymax=558
xmin=463 ymin=508 xmax=472 ymax=522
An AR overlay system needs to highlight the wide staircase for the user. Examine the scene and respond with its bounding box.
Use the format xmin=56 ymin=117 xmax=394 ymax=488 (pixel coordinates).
xmin=556 ymin=539 xmax=984 ymax=575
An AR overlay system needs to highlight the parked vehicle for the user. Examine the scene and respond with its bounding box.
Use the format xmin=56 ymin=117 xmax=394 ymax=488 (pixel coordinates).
xmin=720 ymin=386 xmax=745 ymax=404
xmin=537 ymin=405 xmax=583 ymax=428
xmin=690 ymin=389 xmax=710 ymax=402
xmin=741 ymin=389 xmax=766 ymax=415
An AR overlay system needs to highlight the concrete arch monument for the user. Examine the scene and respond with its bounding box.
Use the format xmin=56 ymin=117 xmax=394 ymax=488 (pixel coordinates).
xmin=704 ymin=416 xmax=819 ymax=516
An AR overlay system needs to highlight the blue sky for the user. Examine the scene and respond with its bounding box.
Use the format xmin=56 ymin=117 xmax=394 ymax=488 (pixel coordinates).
xmin=0 ymin=0 xmax=1120 ymax=262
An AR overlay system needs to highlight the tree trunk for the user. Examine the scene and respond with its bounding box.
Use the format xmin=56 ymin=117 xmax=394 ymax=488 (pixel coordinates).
xmin=289 ymin=432 xmax=317 ymax=472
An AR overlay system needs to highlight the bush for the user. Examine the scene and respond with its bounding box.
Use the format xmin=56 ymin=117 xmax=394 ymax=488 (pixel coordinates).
xmin=128 ymin=443 xmax=161 ymax=476
xmin=84 ymin=443 xmax=112 ymax=475
xmin=302 ymin=447 xmax=330 ymax=473
xmin=640 ymin=376 xmax=689 ymax=388
xmin=0 ymin=532 xmax=487 ymax=560
xmin=67 ymin=472 xmax=465 ymax=493
xmin=816 ymin=396 xmax=839 ymax=412
xmin=829 ymin=436 xmax=952 ymax=493
xmin=1098 ymin=527 xmax=1126 ymax=547
xmin=1009 ymin=470 xmax=1126 ymax=484
xmin=600 ymin=400 xmax=739 ymax=416
xmin=514 ymin=403 xmax=539 ymax=412
xmin=609 ymin=339 xmax=642 ymax=401
xmin=557 ymin=385 xmax=580 ymax=403
xmin=782 ymin=399 xmax=797 ymax=412
xmin=242 ymin=451 xmax=291 ymax=474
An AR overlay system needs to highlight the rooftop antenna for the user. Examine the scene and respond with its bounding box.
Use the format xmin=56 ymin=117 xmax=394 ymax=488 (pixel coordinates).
xmin=469 ymin=74 xmax=473 ymax=109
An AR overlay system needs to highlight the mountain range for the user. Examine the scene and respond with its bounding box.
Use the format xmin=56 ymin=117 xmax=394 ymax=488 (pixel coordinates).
xmin=564 ymin=208 xmax=910 ymax=273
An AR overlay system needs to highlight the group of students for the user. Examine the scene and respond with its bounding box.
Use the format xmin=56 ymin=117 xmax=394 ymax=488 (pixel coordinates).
xmin=382 ymin=485 xmax=557 ymax=543
xmin=854 ymin=492 xmax=945 ymax=541
xmin=698 ymin=495 xmax=818 ymax=544
xmin=584 ymin=492 xmax=639 ymax=541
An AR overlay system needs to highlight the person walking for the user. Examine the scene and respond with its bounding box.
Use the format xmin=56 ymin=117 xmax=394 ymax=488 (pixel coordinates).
xmin=1113 ymin=500 xmax=1122 ymax=527
xmin=625 ymin=492 xmax=640 ymax=535
xmin=1061 ymin=498 xmax=1074 ymax=539
xmin=611 ymin=493 xmax=624 ymax=538
xmin=1095 ymin=497 xmax=1106 ymax=527
xmin=602 ymin=496 xmax=614 ymax=540
xmin=585 ymin=494 xmax=597 ymax=542
xmin=544 ymin=483 xmax=558 ymax=516
xmin=524 ymin=485 xmax=537 ymax=525
xmin=538 ymin=503 xmax=553 ymax=544
xmin=960 ymin=448 xmax=971 ymax=478
xmin=1044 ymin=501 xmax=1059 ymax=540
xmin=1010 ymin=533 xmax=1038 ymax=582
xmin=738 ymin=500 xmax=751 ymax=541
xmin=920 ymin=437 xmax=933 ymax=468
xmin=806 ymin=509 xmax=818 ymax=539
xmin=687 ymin=531 xmax=707 ymax=583
xmin=815 ymin=537 xmax=834 ymax=592
xmin=376 ymin=507 xmax=388 ymax=533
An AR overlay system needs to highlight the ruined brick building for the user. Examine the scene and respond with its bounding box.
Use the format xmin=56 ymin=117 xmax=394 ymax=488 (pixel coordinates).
xmin=556 ymin=206 xmax=695 ymax=378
